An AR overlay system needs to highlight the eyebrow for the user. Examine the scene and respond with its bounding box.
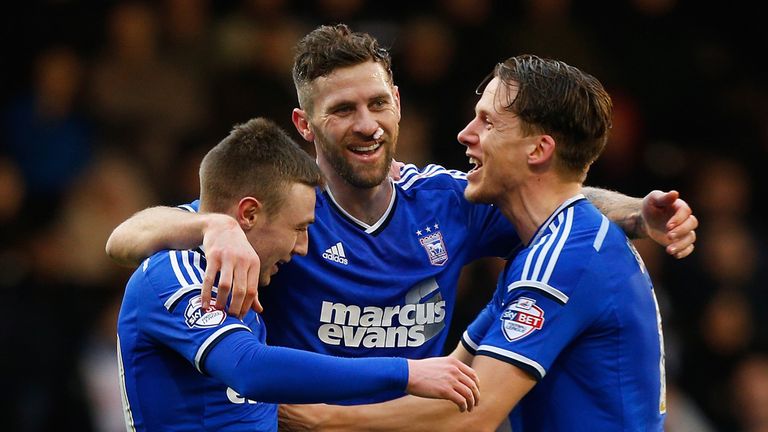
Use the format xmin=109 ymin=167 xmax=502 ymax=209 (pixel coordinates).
xmin=326 ymin=101 xmax=354 ymax=112
xmin=326 ymin=91 xmax=392 ymax=110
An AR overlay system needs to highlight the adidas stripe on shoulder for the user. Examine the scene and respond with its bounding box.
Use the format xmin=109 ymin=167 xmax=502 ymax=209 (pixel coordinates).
xmin=397 ymin=164 xmax=466 ymax=191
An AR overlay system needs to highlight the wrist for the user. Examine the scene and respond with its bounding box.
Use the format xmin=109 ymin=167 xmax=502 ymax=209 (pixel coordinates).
xmin=202 ymin=213 xmax=240 ymax=236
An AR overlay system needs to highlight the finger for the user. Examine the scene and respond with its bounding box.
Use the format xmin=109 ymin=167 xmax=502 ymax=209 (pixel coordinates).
xmin=664 ymin=200 xmax=692 ymax=231
xmin=456 ymin=361 xmax=480 ymax=388
xmin=201 ymin=256 xmax=219 ymax=310
xmin=668 ymin=229 xmax=696 ymax=255
xmin=246 ymin=263 xmax=262 ymax=313
xmin=229 ymin=263 xmax=248 ymax=318
xmin=251 ymin=296 xmax=264 ymax=314
xmin=241 ymin=283 xmax=255 ymax=317
xmin=670 ymin=244 xmax=696 ymax=259
xmin=455 ymin=382 xmax=475 ymax=412
xmin=242 ymin=274 xmax=258 ymax=316
xmin=669 ymin=214 xmax=698 ymax=239
xmin=456 ymin=369 xmax=480 ymax=408
xmin=649 ymin=190 xmax=679 ymax=207
xmin=216 ymin=261 xmax=233 ymax=311
xmin=468 ymin=375 xmax=480 ymax=407
xmin=459 ymin=376 xmax=478 ymax=411
xmin=447 ymin=388 xmax=468 ymax=413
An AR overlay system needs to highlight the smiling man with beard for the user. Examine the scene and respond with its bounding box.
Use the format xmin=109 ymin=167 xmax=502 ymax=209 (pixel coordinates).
xmin=106 ymin=25 xmax=698 ymax=410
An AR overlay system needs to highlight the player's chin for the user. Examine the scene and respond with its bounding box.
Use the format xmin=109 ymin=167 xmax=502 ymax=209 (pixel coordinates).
xmin=466 ymin=189 xmax=494 ymax=205
xmin=463 ymin=185 xmax=483 ymax=203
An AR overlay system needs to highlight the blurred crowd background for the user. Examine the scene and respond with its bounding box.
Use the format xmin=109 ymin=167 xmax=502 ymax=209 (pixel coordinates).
xmin=1 ymin=1 xmax=767 ymax=431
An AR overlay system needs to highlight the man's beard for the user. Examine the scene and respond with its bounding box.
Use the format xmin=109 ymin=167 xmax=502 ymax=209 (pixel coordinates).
xmin=318 ymin=134 xmax=396 ymax=189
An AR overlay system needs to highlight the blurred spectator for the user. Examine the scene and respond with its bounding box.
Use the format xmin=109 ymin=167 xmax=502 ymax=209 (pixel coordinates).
xmin=55 ymin=150 xmax=156 ymax=286
xmin=665 ymin=156 xmax=768 ymax=430
xmin=211 ymin=3 xmax=305 ymax=137
xmin=161 ymin=0 xmax=214 ymax=76
xmin=395 ymin=102 xmax=432 ymax=166
xmin=505 ymin=0 xmax=606 ymax=78
xmin=394 ymin=16 xmax=463 ymax=168
xmin=665 ymin=384 xmax=718 ymax=432
xmin=589 ymin=91 xmax=654 ymax=196
xmin=731 ymin=354 xmax=768 ymax=432
xmin=3 ymin=45 xmax=92 ymax=204
xmin=692 ymin=156 xmax=753 ymax=221
xmin=87 ymin=1 xmax=208 ymax=193
xmin=79 ymin=297 xmax=124 ymax=432
xmin=0 ymin=156 xmax=25 ymax=228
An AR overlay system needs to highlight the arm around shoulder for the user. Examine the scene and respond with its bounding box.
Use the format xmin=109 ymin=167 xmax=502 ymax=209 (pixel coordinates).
xmin=281 ymin=345 xmax=534 ymax=432
xmin=105 ymin=206 xmax=220 ymax=267
xmin=584 ymin=187 xmax=698 ymax=258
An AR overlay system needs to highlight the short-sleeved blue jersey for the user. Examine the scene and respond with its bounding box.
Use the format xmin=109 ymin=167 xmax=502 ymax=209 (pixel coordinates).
xmin=118 ymin=248 xmax=410 ymax=430
xmin=462 ymin=195 xmax=666 ymax=431
xmin=118 ymin=249 xmax=277 ymax=431
xmin=182 ymin=164 xmax=520 ymax=404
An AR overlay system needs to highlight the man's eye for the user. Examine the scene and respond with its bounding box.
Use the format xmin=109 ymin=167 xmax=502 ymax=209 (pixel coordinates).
xmin=334 ymin=106 xmax=353 ymax=115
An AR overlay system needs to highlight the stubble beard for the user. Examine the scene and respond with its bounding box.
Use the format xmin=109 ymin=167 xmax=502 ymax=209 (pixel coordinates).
xmin=463 ymin=179 xmax=495 ymax=205
xmin=319 ymin=135 xmax=396 ymax=189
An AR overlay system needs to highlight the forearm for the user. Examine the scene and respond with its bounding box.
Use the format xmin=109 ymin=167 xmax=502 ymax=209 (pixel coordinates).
xmin=316 ymin=395 xmax=500 ymax=432
xmin=206 ymin=332 xmax=408 ymax=404
xmin=583 ymin=186 xmax=645 ymax=239
xmin=284 ymin=354 xmax=527 ymax=432
xmin=105 ymin=206 xmax=232 ymax=267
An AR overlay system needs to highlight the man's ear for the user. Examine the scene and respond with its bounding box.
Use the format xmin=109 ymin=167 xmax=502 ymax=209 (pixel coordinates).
xmin=528 ymin=134 xmax=556 ymax=167
xmin=292 ymin=108 xmax=314 ymax=143
xmin=237 ymin=197 xmax=263 ymax=231
xmin=392 ymin=85 xmax=402 ymax=120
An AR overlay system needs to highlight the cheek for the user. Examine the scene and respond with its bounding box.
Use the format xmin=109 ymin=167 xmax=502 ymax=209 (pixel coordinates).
xmin=277 ymin=231 xmax=298 ymax=254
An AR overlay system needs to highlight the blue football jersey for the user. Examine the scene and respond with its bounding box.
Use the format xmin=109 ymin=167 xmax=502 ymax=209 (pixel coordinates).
xmin=462 ymin=195 xmax=666 ymax=431
xmin=183 ymin=164 xmax=520 ymax=404
xmin=118 ymin=249 xmax=277 ymax=431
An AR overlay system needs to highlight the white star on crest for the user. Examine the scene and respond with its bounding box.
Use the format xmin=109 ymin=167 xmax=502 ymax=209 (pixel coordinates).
xmin=416 ymin=230 xmax=422 ymax=236
xmin=434 ymin=223 xmax=439 ymax=230
xmin=425 ymin=226 xmax=432 ymax=232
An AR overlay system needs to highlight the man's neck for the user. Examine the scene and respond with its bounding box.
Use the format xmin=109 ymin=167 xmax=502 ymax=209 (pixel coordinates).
xmin=324 ymin=173 xmax=394 ymax=226
xmin=497 ymin=179 xmax=583 ymax=245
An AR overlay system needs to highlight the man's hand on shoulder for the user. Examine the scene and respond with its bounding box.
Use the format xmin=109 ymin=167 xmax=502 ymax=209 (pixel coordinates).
xmin=201 ymin=214 xmax=262 ymax=317
xmin=641 ymin=190 xmax=698 ymax=259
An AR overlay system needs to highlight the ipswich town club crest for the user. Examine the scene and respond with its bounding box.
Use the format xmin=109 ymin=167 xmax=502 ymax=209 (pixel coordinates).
xmin=417 ymin=225 xmax=448 ymax=266
xmin=500 ymin=297 xmax=545 ymax=342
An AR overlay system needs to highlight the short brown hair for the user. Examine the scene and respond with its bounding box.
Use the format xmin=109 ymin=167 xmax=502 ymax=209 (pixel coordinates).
xmin=489 ymin=55 xmax=612 ymax=180
xmin=292 ymin=24 xmax=393 ymax=111
xmin=199 ymin=118 xmax=323 ymax=214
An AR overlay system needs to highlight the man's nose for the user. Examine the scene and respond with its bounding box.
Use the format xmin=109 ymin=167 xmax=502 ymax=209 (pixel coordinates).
xmin=352 ymin=109 xmax=379 ymax=137
xmin=292 ymin=230 xmax=309 ymax=257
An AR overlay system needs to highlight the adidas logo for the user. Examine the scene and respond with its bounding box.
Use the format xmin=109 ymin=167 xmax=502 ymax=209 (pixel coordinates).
xmin=322 ymin=242 xmax=348 ymax=265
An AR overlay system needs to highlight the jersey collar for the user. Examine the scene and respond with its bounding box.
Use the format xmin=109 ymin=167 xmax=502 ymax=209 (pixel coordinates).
xmin=528 ymin=193 xmax=586 ymax=246
xmin=324 ymin=178 xmax=398 ymax=235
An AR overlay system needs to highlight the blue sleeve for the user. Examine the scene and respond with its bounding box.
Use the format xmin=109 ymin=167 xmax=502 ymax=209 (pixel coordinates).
xmin=461 ymin=300 xmax=498 ymax=355
xmin=177 ymin=199 xmax=200 ymax=212
xmin=461 ymin=268 xmax=509 ymax=354
xmin=204 ymin=330 xmax=409 ymax=404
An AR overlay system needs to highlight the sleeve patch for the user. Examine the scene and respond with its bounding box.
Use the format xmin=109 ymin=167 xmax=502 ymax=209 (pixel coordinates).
xmin=185 ymin=295 xmax=227 ymax=329
xmin=501 ymin=297 xmax=545 ymax=342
